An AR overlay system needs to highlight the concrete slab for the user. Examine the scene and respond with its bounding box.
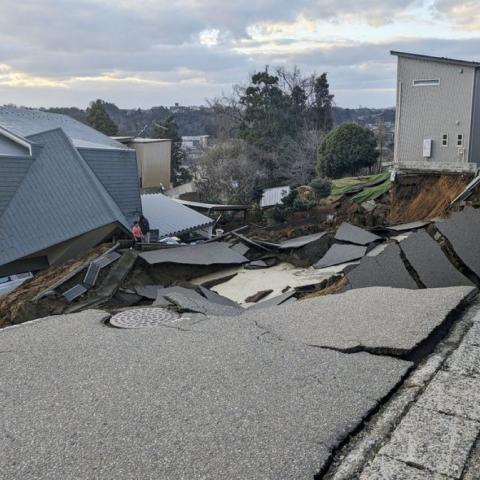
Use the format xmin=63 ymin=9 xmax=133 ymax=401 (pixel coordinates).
xmin=335 ymin=222 xmax=382 ymax=245
xmin=416 ymin=370 xmax=480 ymax=421
xmin=314 ymin=244 xmax=367 ymax=269
xmin=247 ymin=291 xmax=296 ymax=310
xmin=444 ymin=343 xmax=480 ymax=377
xmin=254 ymin=286 xmax=475 ymax=355
xmin=134 ymin=284 xmax=164 ymax=300
xmin=0 ymin=309 xmax=411 ymax=480
xmin=346 ymin=243 xmax=419 ymax=290
xmin=378 ymin=406 xmax=480 ymax=478
xmin=385 ymin=220 xmax=431 ymax=232
xmin=278 ymin=232 xmax=327 ymax=249
xmin=138 ymin=242 xmax=248 ymax=266
xmin=360 ymin=455 xmax=445 ymax=480
xmin=436 ymin=207 xmax=480 ymax=278
xmin=210 ymin=263 xmax=338 ymax=305
xmin=152 ymin=286 xmax=204 ymax=307
xmin=400 ymin=230 xmax=473 ymax=288
xmin=165 ymin=291 xmax=244 ymax=316
xmin=197 ymin=286 xmax=241 ymax=308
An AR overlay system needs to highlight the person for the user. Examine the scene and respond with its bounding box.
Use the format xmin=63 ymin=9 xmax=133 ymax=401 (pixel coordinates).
xmin=139 ymin=214 xmax=150 ymax=243
xmin=132 ymin=222 xmax=143 ymax=244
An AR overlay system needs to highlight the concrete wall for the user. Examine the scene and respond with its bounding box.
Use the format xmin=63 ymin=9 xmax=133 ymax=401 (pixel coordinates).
xmin=129 ymin=140 xmax=172 ymax=189
xmin=395 ymin=56 xmax=475 ymax=166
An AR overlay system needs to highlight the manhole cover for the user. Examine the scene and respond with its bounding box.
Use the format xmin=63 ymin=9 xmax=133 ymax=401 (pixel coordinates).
xmin=109 ymin=308 xmax=180 ymax=329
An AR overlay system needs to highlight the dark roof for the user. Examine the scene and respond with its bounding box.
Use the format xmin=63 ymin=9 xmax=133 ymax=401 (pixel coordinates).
xmin=0 ymin=107 xmax=130 ymax=150
xmin=391 ymin=51 xmax=480 ymax=68
xmin=141 ymin=193 xmax=214 ymax=238
xmin=0 ymin=128 xmax=130 ymax=268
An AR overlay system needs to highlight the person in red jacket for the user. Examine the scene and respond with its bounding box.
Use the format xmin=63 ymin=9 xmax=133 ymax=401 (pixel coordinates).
xmin=131 ymin=222 xmax=143 ymax=243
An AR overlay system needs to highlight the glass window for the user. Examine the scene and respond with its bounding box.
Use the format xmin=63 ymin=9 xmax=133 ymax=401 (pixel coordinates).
xmin=442 ymin=134 xmax=448 ymax=147
xmin=457 ymin=134 xmax=464 ymax=147
xmin=413 ymin=79 xmax=440 ymax=86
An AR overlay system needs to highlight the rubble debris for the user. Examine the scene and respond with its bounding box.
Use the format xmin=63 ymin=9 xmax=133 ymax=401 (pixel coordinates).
xmin=197 ymin=286 xmax=241 ymax=307
xmin=314 ymin=244 xmax=367 ymax=269
xmin=83 ymin=262 xmax=101 ymax=288
xmin=134 ymin=284 xmax=164 ymax=300
xmin=335 ymin=222 xmax=382 ymax=246
xmin=245 ymin=257 xmax=277 ymax=269
xmin=245 ymin=289 xmax=274 ymax=303
xmin=66 ymin=250 xmax=137 ymax=313
xmin=231 ymin=232 xmax=272 ymax=252
xmin=451 ymin=174 xmax=480 ymax=205
xmin=166 ymin=292 xmax=244 ymax=316
xmin=399 ymin=230 xmax=473 ymax=288
xmin=435 ymin=207 xmax=480 ymax=279
xmin=284 ymin=233 xmax=333 ymax=268
xmin=62 ymin=284 xmax=88 ymax=303
xmin=153 ymin=287 xmax=204 ymax=307
xmin=113 ymin=291 xmax=143 ymax=307
xmin=228 ymin=242 xmax=250 ymax=256
xmin=138 ymin=242 xmax=248 ymax=266
xmin=208 ymin=263 xmax=338 ymax=305
xmin=254 ymin=286 xmax=475 ymax=356
xmin=34 ymin=243 xmax=120 ymax=301
xmin=346 ymin=243 xmax=419 ymax=290
xmin=247 ymin=290 xmax=296 ymax=310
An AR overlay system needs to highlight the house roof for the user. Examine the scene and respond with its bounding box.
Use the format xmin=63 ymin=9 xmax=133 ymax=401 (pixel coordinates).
xmin=391 ymin=50 xmax=480 ymax=68
xmin=0 ymin=128 xmax=130 ymax=268
xmin=141 ymin=192 xmax=214 ymax=238
xmin=0 ymin=107 xmax=130 ymax=151
xmin=260 ymin=186 xmax=291 ymax=208
xmin=175 ymin=199 xmax=249 ymax=211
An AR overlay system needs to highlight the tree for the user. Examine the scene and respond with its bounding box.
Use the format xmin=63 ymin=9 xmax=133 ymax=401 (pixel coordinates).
xmin=317 ymin=123 xmax=378 ymax=178
xmin=310 ymin=177 xmax=332 ymax=198
xmin=86 ymin=99 xmax=118 ymax=136
xmin=313 ymin=73 xmax=334 ymax=131
xmin=153 ymin=115 xmax=191 ymax=186
xmin=238 ymin=68 xmax=294 ymax=151
xmin=194 ymin=140 xmax=268 ymax=204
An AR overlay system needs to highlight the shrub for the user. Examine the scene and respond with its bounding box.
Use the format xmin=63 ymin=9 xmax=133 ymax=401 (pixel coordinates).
xmin=310 ymin=177 xmax=332 ymax=198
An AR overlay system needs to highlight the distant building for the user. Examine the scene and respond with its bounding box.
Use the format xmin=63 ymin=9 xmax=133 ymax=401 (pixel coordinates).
xmin=392 ymin=51 xmax=480 ymax=172
xmin=182 ymin=135 xmax=209 ymax=151
xmin=114 ymin=137 xmax=172 ymax=189
xmin=0 ymin=107 xmax=141 ymax=276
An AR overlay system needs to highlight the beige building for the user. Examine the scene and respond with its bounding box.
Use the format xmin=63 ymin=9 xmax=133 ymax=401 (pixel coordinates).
xmin=115 ymin=137 xmax=172 ymax=189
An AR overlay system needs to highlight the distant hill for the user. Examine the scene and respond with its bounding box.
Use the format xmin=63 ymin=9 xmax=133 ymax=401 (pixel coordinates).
xmin=41 ymin=103 xmax=395 ymax=138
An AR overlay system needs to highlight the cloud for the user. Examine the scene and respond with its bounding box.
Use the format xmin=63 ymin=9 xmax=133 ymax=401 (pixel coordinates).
xmin=0 ymin=0 xmax=479 ymax=108
xmin=434 ymin=1 xmax=480 ymax=30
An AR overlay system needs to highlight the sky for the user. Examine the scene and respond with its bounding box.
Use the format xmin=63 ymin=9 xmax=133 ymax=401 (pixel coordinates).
xmin=1 ymin=0 xmax=480 ymax=109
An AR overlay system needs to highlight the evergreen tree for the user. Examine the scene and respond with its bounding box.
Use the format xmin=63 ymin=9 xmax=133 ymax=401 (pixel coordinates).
xmin=313 ymin=73 xmax=334 ymax=131
xmin=317 ymin=123 xmax=378 ymax=178
xmin=238 ymin=68 xmax=294 ymax=151
xmin=154 ymin=115 xmax=191 ymax=186
xmin=86 ymin=99 xmax=118 ymax=136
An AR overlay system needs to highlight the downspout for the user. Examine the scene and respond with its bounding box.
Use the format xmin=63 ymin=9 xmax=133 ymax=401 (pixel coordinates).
xmin=393 ymin=79 xmax=402 ymax=166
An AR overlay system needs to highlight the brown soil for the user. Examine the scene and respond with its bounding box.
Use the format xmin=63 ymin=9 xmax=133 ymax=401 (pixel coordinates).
xmin=389 ymin=175 xmax=470 ymax=223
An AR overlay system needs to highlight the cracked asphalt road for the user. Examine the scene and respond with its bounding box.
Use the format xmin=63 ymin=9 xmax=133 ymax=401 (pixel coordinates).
xmin=0 ymin=286 xmax=473 ymax=479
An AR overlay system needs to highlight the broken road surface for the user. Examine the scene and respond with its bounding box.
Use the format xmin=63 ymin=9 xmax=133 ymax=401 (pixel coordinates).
xmin=1 ymin=284 xmax=473 ymax=479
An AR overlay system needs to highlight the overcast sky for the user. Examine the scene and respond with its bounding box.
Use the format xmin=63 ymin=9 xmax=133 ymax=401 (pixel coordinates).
xmin=1 ymin=0 xmax=479 ymax=109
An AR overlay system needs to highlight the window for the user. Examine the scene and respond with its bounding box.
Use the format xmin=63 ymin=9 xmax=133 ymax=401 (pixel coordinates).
xmin=442 ymin=134 xmax=448 ymax=147
xmin=457 ymin=134 xmax=464 ymax=147
xmin=413 ymin=79 xmax=440 ymax=87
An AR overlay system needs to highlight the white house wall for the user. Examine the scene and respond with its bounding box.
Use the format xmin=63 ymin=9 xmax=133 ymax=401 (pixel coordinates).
xmin=396 ymin=56 xmax=475 ymax=166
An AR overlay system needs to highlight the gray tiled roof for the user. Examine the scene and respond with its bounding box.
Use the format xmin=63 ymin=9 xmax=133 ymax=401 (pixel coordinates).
xmin=0 ymin=106 xmax=129 ymax=151
xmin=141 ymin=192 xmax=214 ymax=238
xmin=0 ymin=128 xmax=129 ymax=267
